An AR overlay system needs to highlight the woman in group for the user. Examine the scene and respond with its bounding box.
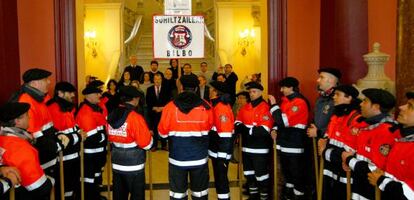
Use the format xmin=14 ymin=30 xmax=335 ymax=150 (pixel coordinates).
xmin=163 ymin=68 xmax=178 ymax=99
xmin=131 ymin=80 xmax=148 ymax=119
xmin=140 ymin=72 xmax=153 ymax=97
xmin=118 ymin=70 xmax=132 ymax=88
xmin=168 ymin=59 xmax=180 ymax=80
xmin=102 ymin=79 xmax=119 ymax=113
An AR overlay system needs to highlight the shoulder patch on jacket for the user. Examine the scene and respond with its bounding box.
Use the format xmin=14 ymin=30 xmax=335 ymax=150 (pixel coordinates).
xmin=350 ymin=127 xmax=360 ymax=135
xmin=219 ymin=115 xmax=228 ymax=123
xmin=379 ymin=144 xmax=390 ymax=156
xmin=323 ymin=105 xmax=330 ymax=114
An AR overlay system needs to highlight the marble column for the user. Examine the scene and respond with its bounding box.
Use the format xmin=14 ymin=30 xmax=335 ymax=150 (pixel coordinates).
xmin=396 ymin=0 xmax=414 ymax=105
xmin=268 ymin=0 xmax=287 ymax=95
xmin=320 ymin=0 xmax=368 ymax=84
xmin=0 ymin=1 xmax=21 ymax=104
xmin=268 ymin=1 xmax=287 ymax=198
xmin=54 ymin=0 xmax=78 ymax=86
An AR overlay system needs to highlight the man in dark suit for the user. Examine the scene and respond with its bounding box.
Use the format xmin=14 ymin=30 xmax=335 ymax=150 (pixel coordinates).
xmin=148 ymin=60 xmax=164 ymax=83
xmin=146 ymin=73 xmax=171 ymax=151
xmin=197 ymin=75 xmax=210 ymax=101
xmin=123 ymin=55 xmax=144 ymax=81
xmin=224 ymin=64 xmax=238 ymax=105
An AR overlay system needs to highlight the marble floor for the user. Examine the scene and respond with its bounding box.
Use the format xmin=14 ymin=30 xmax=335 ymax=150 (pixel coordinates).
xmin=101 ymin=149 xmax=248 ymax=199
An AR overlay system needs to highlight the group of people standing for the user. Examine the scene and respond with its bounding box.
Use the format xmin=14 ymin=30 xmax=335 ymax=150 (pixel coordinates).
xmin=103 ymin=55 xmax=241 ymax=152
xmin=0 ymin=54 xmax=244 ymax=200
xmin=0 ymin=60 xmax=413 ymax=200
xmin=268 ymin=68 xmax=414 ymax=200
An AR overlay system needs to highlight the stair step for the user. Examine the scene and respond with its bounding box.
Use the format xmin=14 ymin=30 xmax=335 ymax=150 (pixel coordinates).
xmin=138 ymin=42 xmax=152 ymax=48
xmin=140 ymin=34 xmax=153 ymax=40
xmin=136 ymin=50 xmax=153 ymax=56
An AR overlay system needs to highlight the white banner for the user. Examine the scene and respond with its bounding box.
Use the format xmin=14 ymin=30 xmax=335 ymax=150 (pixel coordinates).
xmin=153 ymin=15 xmax=205 ymax=59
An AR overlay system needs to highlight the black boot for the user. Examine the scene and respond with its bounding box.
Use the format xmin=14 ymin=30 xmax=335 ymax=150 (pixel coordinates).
xmin=281 ymin=187 xmax=294 ymax=200
xmin=293 ymin=195 xmax=305 ymax=200
xmin=247 ymin=193 xmax=260 ymax=200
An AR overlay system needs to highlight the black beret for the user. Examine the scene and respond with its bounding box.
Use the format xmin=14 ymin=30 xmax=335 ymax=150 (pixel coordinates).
xmin=406 ymin=91 xmax=414 ymax=99
xmin=82 ymin=86 xmax=102 ymax=95
xmin=180 ymin=75 xmax=199 ymax=89
xmin=119 ymin=86 xmax=144 ymax=98
xmin=209 ymin=81 xmax=229 ymax=94
xmin=245 ymin=81 xmax=264 ymax=91
xmin=23 ymin=68 xmax=52 ymax=83
xmin=55 ymin=81 xmax=76 ymax=92
xmin=88 ymin=80 xmax=104 ymax=88
xmin=362 ymin=88 xmax=395 ymax=110
xmin=279 ymin=77 xmax=299 ymax=88
xmin=0 ymin=102 xmax=30 ymax=122
xmin=334 ymin=85 xmax=359 ymax=99
xmin=236 ymin=91 xmax=250 ymax=102
xmin=236 ymin=91 xmax=249 ymax=97
xmin=318 ymin=67 xmax=342 ymax=80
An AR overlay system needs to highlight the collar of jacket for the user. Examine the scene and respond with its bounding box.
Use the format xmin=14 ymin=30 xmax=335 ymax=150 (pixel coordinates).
xmin=47 ymin=96 xmax=75 ymax=112
xmin=107 ymin=103 xmax=135 ymax=129
xmin=286 ymin=92 xmax=301 ymax=100
xmin=358 ymin=114 xmax=396 ymax=132
xmin=82 ymin=99 xmax=103 ymax=113
xmin=365 ymin=113 xmax=389 ymax=125
xmin=318 ymin=87 xmax=335 ymax=97
xmin=333 ymin=103 xmax=357 ymax=117
xmin=22 ymin=84 xmax=46 ymax=102
xmin=210 ymin=97 xmax=220 ymax=107
xmin=400 ymin=126 xmax=414 ymax=139
xmin=211 ymin=94 xmax=232 ymax=107
xmin=0 ymin=126 xmax=34 ymax=144
xmin=251 ymin=96 xmax=264 ymax=108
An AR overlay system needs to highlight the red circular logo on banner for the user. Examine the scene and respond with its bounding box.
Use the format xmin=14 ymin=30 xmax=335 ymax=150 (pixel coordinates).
xmin=168 ymin=25 xmax=192 ymax=49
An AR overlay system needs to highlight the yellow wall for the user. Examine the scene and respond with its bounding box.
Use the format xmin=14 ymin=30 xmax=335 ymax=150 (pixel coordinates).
xmin=216 ymin=1 xmax=267 ymax=94
xmin=84 ymin=3 xmax=122 ymax=86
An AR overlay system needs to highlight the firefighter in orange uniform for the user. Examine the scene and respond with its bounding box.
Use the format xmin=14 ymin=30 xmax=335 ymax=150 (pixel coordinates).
xmin=208 ymin=81 xmax=235 ymax=200
xmin=76 ymin=86 xmax=108 ymax=200
xmin=235 ymin=81 xmax=273 ymax=200
xmin=107 ymin=86 xmax=153 ymax=200
xmin=317 ymin=85 xmax=361 ymax=200
xmin=269 ymin=77 xmax=310 ymax=200
xmin=11 ymin=68 xmax=69 ymax=179
xmin=88 ymin=79 xmax=109 ymax=117
xmin=158 ymin=75 xmax=213 ymax=200
xmin=46 ymin=81 xmax=81 ymax=199
xmin=342 ymin=88 xmax=401 ymax=199
xmin=367 ymin=91 xmax=414 ymax=199
xmin=0 ymin=102 xmax=53 ymax=200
